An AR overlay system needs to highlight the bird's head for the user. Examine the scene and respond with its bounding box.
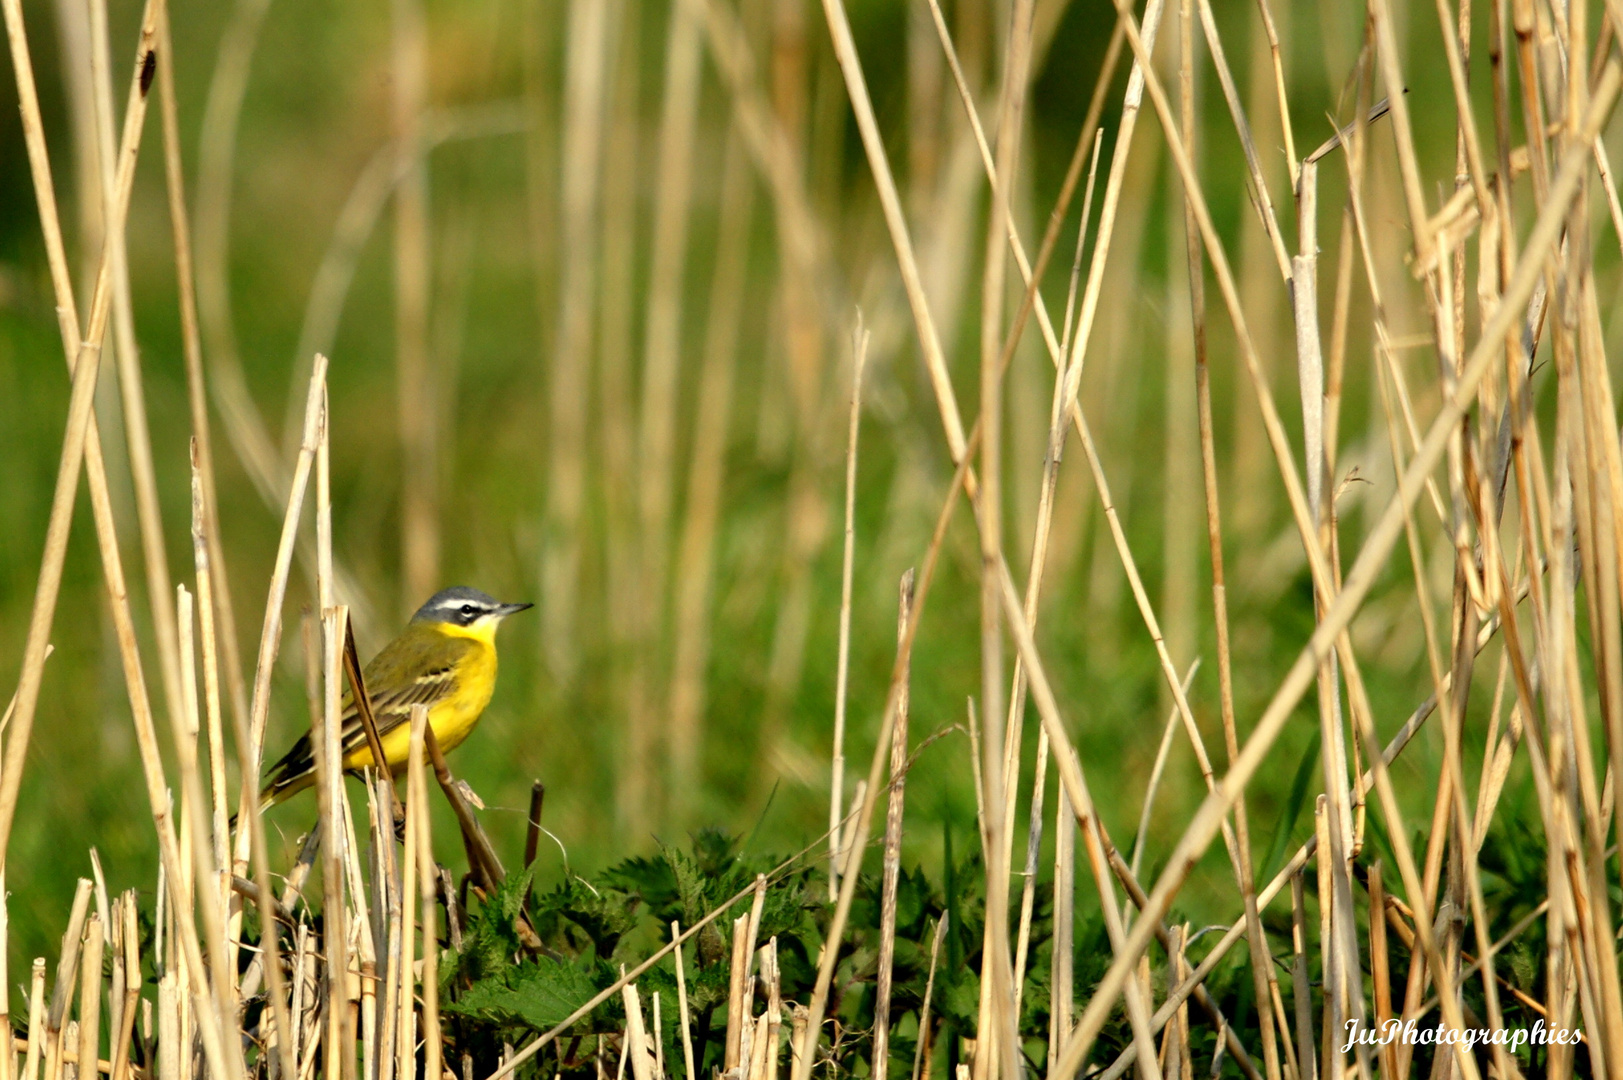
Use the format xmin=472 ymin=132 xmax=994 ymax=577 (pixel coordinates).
xmin=412 ymin=587 xmax=533 ymax=642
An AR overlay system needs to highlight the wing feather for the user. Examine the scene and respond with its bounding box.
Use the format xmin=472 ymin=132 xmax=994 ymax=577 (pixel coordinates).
xmin=262 ymin=630 xmax=476 ymax=799
xmin=336 ymin=664 xmax=461 ymax=758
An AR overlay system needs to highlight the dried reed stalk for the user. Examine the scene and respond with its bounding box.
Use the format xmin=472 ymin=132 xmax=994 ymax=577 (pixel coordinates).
xmin=1006 ymin=128 xmax=1109 ymax=1009
xmin=872 ymin=570 xmax=915 ymax=1080
xmin=667 ymin=125 xmax=755 ymax=802
xmin=635 ymin=0 xmax=704 ymax=819
xmin=1159 ymin=0 xmax=1200 ymax=687
xmin=993 ymin=552 xmax=1252 ymax=1080
xmin=1129 ymin=664 xmax=1199 ymax=880
xmin=193 ymin=0 xmax=271 ymax=469
xmin=990 ymin=564 xmax=1188 ymax=1080
xmin=792 ymin=432 xmax=981 ymax=1080
xmin=1161 ymin=926 xmax=1183 ymax=1080
xmin=654 ymin=992 xmax=666 ymax=1080
xmin=189 ymin=450 xmax=232 ymax=899
xmin=827 ymin=323 xmax=869 ymax=901
xmin=596 ymin=0 xmax=644 ymax=835
xmin=1312 ymin=798 xmax=1339 ymax=1080
xmin=0 ymin=884 xmax=13 ymax=1080
xmin=684 ymin=0 xmax=827 ymax=297
xmin=155 ymin=969 xmax=177 ymax=1080
xmin=86 ymin=0 xmax=183 ymax=733
xmin=814 ymin=0 xmax=964 ymax=463
xmin=1057 ymin=0 xmax=1166 ymax=396
xmin=376 ymin=770 xmax=402 ymax=1080
xmin=725 ymin=914 xmax=750 ymax=1072
xmin=23 ymin=959 xmax=43 ymax=1080
xmin=223 ymin=363 xmax=327 ymax=1080
xmin=1172 ymin=5 xmax=1283 ymax=1077
xmin=0 ymin=0 xmax=158 ymax=853
xmin=424 ymin=725 xmax=509 ymax=899
xmin=317 ymin=606 xmax=352 ymax=1080
xmin=174 ymin=588 xmax=236 ymax=1026
xmin=234 ymin=355 xmax=333 ymax=829
xmin=541 ymin=0 xmax=613 ymax=689
xmin=763 ymin=942 xmax=780 ymax=1080
xmin=392 ymin=0 xmax=437 ymax=608
xmin=910 ymin=917 xmax=947 ymax=1080
xmin=1368 ymin=861 xmax=1395 ymax=1080
xmin=413 ymin=706 xmax=443 ymax=1080
xmin=672 ymin=923 xmax=697 ymax=1080
xmin=156 ymin=4 xmax=248 ymax=736
xmin=108 ymin=898 xmax=138 ymax=1080
xmin=1181 ymin=18 xmax=1278 ymax=1078
xmin=396 ymin=703 xmax=423 ymax=1080
xmin=1048 ymin=754 xmax=1074 ymax=1076
xmin=43 ymin=881 xmax=90 ymax=1080
xmin=74 ymin=918 xmax=102 ymax=1080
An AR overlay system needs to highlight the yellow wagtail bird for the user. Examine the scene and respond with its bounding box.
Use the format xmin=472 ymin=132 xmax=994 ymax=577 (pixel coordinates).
xmin=259 ymin=586 xmax=532 ymax=808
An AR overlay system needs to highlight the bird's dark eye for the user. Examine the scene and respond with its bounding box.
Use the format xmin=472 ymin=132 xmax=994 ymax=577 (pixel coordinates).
xmin=460 ymin=604 xmax=476 ymax=618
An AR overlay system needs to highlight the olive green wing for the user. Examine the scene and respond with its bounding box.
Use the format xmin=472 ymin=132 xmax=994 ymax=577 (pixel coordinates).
xmin=261 ymin=629 xmax=475 ymax=802
xmin=337 ymin=629 xmax=477 ymax=757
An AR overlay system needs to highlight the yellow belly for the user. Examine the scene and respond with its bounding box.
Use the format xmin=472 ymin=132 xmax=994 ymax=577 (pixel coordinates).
xmin=342 ymin=647 xmax=496 ymax=773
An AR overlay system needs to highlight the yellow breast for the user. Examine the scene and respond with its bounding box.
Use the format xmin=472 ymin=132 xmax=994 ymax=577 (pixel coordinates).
xmin=432 ymin=643 xmax=497 ymax=751
xmin=344 ymin=632 xmax=498 ymax=772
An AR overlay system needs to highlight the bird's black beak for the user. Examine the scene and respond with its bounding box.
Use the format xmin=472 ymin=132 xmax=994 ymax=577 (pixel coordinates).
xmin=497 ymin=601 xmax=534 ymax=617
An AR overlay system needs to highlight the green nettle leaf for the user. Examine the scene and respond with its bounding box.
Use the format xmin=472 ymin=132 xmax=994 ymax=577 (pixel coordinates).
xmin=690 ymin=829 xmax=739 ymax=878
xmin=600 ymin=854 xmax=678 ymax=903
xmin=1021 ymin=955 xmax=1053 ymax=1032
xmin=1262 ymin=732 xmax=1320 ymax=882
xmin=938 ymin=967 xmax=982 ymax=1028
xmin=662 ymin=843 xmax=710 ymax=929
xmin=446 ymin=954 xmax=607 ymax=1033
xmin=774 ymin=929 xmax=818 ymax=994
xmin=1508 ymin=940 xmax=1537 ymax=989
xmin=449 ymin=863 xmax=538 ymax=985
xmin=532 ymin=876 xmax=640 ymax=959
xmin=683 ymin=961 xmax=733 ymax=1015
xmin=884 ymin=1032 xmax=918 ymax=1074
xmin=894 ymin=866 xmax=930 ymax=934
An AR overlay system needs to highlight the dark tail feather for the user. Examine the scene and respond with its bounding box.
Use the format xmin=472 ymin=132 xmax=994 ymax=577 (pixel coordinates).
xmin=227 ymin=782 xmax=283 ymax=829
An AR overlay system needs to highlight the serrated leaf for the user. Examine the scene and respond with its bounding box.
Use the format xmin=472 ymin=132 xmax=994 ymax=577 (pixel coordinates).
xmin=446 ymin=955 xmax=605 ymax=1033
xmin=937 ymin=967 xmax=982 ymax=1027
xmin=531 ymin=876 xmax=639 ymax=959
xmin=447 ymin=862 xmax=538 ymax=985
